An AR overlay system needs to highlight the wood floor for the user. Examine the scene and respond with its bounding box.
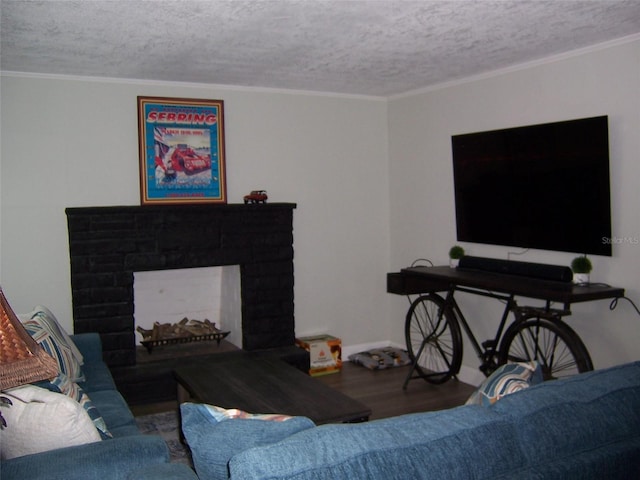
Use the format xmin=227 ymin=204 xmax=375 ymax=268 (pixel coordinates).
xmin=131 ymin=361 xmax=476 ymax=419
xmin=316 ymin=362 xmax=475 ymax=420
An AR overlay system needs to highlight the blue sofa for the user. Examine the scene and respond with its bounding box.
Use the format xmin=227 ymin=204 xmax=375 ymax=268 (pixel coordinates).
xmin=1 ymin=333 xmax=197 ymax=480
xmin=183 ymin=360 xmax=640 ymax=480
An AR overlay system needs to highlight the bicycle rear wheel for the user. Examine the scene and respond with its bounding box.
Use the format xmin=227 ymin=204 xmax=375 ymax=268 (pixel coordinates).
xmin=404 ymin=294 xmax=462 ymax=384
xmin=498 ymin=315 xmax=592 ymax=380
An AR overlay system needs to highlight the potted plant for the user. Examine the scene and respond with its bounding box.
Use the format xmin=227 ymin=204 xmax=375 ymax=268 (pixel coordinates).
xmin=449 ymin=245 xmax=465 ymax=268
xmin=571 ymin=255 xmax=592 ymax=284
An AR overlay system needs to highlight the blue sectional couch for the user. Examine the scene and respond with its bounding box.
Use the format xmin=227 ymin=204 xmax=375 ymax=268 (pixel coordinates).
xmin=183 ymin=360 xmax=640 ymax=480
xmin=1 ymin=333 xmax=196 ymax=480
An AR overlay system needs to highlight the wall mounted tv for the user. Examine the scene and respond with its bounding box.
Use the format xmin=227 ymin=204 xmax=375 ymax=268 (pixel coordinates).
xmin=452 ymin=115 xmax=612 ymax=257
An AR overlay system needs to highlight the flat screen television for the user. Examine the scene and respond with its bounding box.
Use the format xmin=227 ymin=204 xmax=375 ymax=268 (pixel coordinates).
xmin=451 ymin=115 xmax=612 ymax=257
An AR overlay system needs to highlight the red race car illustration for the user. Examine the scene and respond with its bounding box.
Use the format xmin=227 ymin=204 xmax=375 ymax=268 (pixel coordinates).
xmin=169 ymin=144 xmax=211 ymax=175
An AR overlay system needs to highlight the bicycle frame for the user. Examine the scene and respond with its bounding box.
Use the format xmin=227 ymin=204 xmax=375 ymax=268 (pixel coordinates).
xmin=442 ymin=285 xmax=518 ymax=375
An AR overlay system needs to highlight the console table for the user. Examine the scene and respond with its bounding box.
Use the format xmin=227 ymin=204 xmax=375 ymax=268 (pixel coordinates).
xmin=387 ymin=265 xmax=625 ymax=386
xmin=388 ymin=266 xmax=624 ymax=307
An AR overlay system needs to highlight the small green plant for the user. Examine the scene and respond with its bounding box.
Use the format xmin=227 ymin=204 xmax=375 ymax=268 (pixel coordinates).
xmin=449 ymin=245 xmax=465 ymax=260
xmin=571 ymin=255 xmax=592 ymax=274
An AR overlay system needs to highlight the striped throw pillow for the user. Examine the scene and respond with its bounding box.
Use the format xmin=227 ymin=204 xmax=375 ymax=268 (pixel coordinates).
xmin=23 ymin=309 xmax=85 ymax=383
xmin=466 ymin=361 xmax=542 ymax=406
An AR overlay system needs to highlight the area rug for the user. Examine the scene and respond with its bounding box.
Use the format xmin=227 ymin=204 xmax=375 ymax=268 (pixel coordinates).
xmin=135 ymin=410 xmax=193 ymax=467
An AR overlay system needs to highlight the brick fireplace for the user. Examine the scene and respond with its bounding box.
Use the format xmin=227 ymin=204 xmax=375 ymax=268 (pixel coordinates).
xmin=66 ymin=203 xmax=297 ymax=368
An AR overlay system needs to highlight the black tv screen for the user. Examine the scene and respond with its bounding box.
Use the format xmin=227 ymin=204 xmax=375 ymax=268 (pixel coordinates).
xmin=452 ymin=116 xmax=612 ymax=256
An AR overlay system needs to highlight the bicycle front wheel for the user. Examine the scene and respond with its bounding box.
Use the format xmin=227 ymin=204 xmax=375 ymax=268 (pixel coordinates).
xmin=498 ymin=315 xmax=593 ymax=380
xmin=404 ymin=294 xmax=462 ymax=384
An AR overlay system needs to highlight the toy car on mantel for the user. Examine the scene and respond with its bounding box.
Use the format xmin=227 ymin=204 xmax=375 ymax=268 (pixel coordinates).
xmin=244 ymin=190 xmax=268 ymax=204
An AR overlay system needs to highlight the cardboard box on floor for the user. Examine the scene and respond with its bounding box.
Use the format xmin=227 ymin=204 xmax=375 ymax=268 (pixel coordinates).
xmin=295 ymin=335 xmax=342 ymax=376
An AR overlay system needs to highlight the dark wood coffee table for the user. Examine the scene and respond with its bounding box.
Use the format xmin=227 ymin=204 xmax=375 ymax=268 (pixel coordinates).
xmin=175 ymin=353 xmax=371 ymax=424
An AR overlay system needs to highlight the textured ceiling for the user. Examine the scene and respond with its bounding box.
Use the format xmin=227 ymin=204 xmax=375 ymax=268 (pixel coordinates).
xmin=2 ymin=0 xmax=640 ymax=97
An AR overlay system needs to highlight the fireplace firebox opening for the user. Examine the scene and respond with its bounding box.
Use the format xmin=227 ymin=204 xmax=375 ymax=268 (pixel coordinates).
xmin=133 ymin=265 xmax=241 ymax=351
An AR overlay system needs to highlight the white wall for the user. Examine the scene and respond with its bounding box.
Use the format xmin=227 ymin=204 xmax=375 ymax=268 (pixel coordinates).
xmin=0 ymin=76 xmax=392 ymax=350
xmin=388 ymin=37 xmax=640 ymax=383
xmin=2 ymin=37 xmax=638 ymax=378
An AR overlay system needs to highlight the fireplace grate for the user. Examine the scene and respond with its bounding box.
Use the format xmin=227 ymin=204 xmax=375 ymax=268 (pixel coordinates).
xmin=137 ymin=318 xmax=230 ymax=354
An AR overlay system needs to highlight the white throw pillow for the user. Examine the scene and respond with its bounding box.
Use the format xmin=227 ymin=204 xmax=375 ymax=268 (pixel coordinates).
xmin=0 ymin=385 xmax=101 ymax=460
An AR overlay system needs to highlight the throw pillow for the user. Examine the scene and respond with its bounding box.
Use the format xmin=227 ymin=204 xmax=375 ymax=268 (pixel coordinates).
xmin=31 ymin=305 xmax=84 ymax=365
xmin=22 ymin=306 xmax=85 ymax=383
xmin=0 ymin=384 xmax=101 ymax=460
xmin=348 ymin=347 xmax=411 ymax=370
xmin=465 ymin=361 xmax=543 ymax=406
xmin=181 ymin=403 xmax=315 ymax=480
xmin=34 ymin=372 xmax=112 ymax=439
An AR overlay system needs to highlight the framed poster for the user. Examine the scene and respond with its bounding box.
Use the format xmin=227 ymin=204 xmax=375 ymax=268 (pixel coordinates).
xmin=137 ymin=96 xmax=227 ymax=205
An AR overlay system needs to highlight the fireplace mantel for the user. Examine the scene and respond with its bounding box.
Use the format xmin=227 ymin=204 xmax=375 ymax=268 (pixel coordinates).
xmin=66 ymin=203 xmax=297 ymax=367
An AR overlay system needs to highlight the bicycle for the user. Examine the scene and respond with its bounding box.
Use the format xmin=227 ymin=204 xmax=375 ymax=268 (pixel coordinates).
xmin=403 ymin=285 xmax=594 ymax=389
